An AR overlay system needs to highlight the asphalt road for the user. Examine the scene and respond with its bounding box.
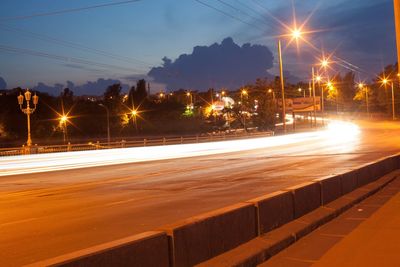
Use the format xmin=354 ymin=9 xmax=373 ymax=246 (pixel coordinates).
xmin=1 ymin=120 xmax=399 ymax=266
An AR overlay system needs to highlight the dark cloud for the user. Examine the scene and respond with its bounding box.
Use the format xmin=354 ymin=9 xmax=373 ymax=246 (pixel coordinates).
xmin=121 ymin=74 xmax=150 ymax=82
xmin=31 ymin=78 xmax=129 ymax=96
xmin=148 ymin=37 xmax=274 ymax=90
xmin=0 ymin=76 xmax=7 ymax=89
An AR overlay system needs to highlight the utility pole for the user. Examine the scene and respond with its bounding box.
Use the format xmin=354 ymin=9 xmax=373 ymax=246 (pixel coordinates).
xmin=278 ymin=40 xmax=286 ymax=132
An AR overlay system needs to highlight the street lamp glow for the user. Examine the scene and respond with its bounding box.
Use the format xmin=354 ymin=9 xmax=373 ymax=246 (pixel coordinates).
xmin=60 ymin=115 xmax=68 ymax=124
xmin=316 ymin=76 xmax=322 ymax=82
xmin=241 ymin=89 xmax=248 ymax=96
xmin=291 ymin=29 xmax=302 ymax=39
xmin=321 ymin=59 xmax=329 ymax=68
xmin=358 ymin=83 xmax=364 ymax=89
xmin=131 ymin=110 xmax=138 ymax=116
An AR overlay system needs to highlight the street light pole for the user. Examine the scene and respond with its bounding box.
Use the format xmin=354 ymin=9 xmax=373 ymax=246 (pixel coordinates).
xmin=391 ymin=82 xmax=396 ymax=120
xmin=99 ymin=104 xmax=110 ymax=146
xmin=17 ymin=89 xmax=39 ymax=148
xmin=365 ymin=87 xmax=370 ymax=117
xmin=312 ymin=67 xmax=317 ymax=127
xmin=278 ymin=40 xmax=286 ymax=132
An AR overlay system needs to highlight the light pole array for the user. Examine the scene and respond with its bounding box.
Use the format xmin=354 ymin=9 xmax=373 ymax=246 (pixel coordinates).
xmin=17 ymin=89 xmax=39 ymax=148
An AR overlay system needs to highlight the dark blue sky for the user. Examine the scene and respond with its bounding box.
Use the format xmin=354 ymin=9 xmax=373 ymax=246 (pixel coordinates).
xmin=0 ymin=0 xmax=396 ymax=94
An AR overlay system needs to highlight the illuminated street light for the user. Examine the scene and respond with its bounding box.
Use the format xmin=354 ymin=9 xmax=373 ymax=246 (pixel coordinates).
xmin=292 ymin=29 xmax=302 ymax=39
xmin=321 ymin=59 xmax=329 ymax=68
xmin=59 ymin=115 xmax=69 ymax=144
xmin=268 ymin=88 xmax=276 ymax=101
xmin=186 ymin=91 xmax=193 ymax=105
xmin=278 ymin=26 xmax=309 ymax=132
xmin=240 ymin=89 xmax=248 ymax=104
xmin=380 ymin=77 xmax=396 ymax=120
xmin=17 ymin=88 xmax=39 ymax=149
xmin=298 ymin=88 xmax=305 ymax=97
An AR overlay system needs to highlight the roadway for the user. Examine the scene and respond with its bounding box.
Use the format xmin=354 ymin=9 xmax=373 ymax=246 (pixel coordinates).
xmin=0 ymin=120 xmax=399 ymax=266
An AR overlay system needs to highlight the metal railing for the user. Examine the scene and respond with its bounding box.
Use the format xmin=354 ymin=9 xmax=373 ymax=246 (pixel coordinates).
xmin=0 ymin=130 xmax=274 ymax=157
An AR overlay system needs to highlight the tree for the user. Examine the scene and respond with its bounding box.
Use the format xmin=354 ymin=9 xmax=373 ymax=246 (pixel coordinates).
xmin=103 ymin=84 xmax=123 ymax=133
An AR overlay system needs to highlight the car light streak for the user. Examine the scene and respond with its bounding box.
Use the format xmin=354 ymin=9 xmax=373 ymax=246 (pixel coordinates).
xmin=0 ymin=120 xmax=359 ymax=177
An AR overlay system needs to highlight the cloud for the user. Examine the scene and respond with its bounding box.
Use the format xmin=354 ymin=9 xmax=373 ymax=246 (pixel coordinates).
xmin=148 ymin=37 xmax=274 ymax=90
xmin=0 ymin=76 xmax=7 ymax=89
xmin=31 ymin=78 xmax=129 ymax=96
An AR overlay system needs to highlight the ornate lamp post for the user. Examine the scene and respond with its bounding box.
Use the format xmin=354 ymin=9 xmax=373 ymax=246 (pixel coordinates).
xmin=17 ymin=89 xmax=39 ymax=147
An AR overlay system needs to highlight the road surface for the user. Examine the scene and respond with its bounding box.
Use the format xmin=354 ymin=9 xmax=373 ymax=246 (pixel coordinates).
xmin=0 ymin=120 xmax=399 ymax=266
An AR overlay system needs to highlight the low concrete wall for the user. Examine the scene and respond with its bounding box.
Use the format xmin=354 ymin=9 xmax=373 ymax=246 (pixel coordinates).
xmin=162 ymin=203 xmax=257 ymax=267
xmin=246 ymin=191 xmax=294 ymax=235
xmin=341 ymin=169 xmax=358 ymax=195
xmin=314 ymin=175 xmax=342 ymax=205
xmin=28 ymin=231 xmax=170 ymax=267
xmin=285 ymin=182 xmax=321 ymax=219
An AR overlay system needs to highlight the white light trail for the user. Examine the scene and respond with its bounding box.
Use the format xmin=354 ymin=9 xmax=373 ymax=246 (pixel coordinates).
xmin=0 ymin=120 xmax=359 ymax=177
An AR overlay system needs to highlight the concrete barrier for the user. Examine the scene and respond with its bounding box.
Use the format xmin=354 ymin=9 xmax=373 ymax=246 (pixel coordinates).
xmin=28 ymin=231 xmax=170 ymax=267
xmin=162 ymin=203 xmax=257 ymax=267
xmin=341 ymin=169 xmax=358 ymax=195
xmin=356 ymin=164 xmax=374 ymax=187
xmin=286 ymin=182 xmax=321 ymax=219
xmin=246 ymin=191 xmax=294 ymax=235
xmin=314 ymin=175 xmax=342 ymax=205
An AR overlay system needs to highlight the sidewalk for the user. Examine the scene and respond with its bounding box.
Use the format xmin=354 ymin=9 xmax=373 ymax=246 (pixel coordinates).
xmin=260 ymin=178 xmax=400 ymax=267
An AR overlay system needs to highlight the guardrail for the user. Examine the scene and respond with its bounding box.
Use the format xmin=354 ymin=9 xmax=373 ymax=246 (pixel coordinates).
xmin=0 ymin=130 xmax=274 ymax=157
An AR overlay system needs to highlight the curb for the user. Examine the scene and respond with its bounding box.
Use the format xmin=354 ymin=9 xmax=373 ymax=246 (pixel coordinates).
xmin=197 ymin=171 xmax=399 ymax=267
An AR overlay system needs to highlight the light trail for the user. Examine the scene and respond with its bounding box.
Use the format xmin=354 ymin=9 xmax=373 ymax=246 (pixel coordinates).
xmin=0 ymin=121 xmax=359 ymax=177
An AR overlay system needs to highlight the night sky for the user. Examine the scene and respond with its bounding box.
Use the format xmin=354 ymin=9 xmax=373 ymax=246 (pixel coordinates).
xmin=0 ymin=0 xmax=396 ymax=94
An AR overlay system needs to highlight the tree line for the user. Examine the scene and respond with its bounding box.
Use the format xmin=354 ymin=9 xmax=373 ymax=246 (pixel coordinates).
xmin=0 ymin=64 xmax=399 ymax=146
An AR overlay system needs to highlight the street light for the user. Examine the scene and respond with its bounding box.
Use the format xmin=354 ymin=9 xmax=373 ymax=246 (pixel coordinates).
xmin=278 ymin=27 xmax=306 ymax=132
xmin=268 ymin=88 xmax=276 ymax=101
xmin=298 ymin=88 xmax=305 ymax=97
xmin=17 ymin=88 xmax=39 ymax=148
xmin=381 ymin=78 xmax=396 ymax=120
xmin=99 ymin=103 xmax=110 ymax=146
xmin=240 ymin=89 xmax=248 ymax=104
xmin=186 ymin=92 xmax=193 ymax=106
xmin=59 ymin=115 xmax=68 ymax=144
xmin=130 ymin=109 xmax=139 ymax=132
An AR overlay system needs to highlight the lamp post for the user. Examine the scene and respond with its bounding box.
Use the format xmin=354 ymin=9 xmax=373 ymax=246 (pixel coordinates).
xmin=99 ymin=103 xmax=110 ymax=146
xmin=131 ymin=109 xmax=139 ymax=132
xmin=277 ymin=27 xmax=307 ymax=132
xmin=59 ymin=115 xmax=68 ymax=144
xmin=17 ymin=88 xmax=39 ymax=148
xmin=312 ymin=67 xmax=317 ymax=126
xmin=186 ymin=92 xmax=193 ymax=106
xmin=278 ymin=40 xmax=287 ymax=132
xmin=382 ymin=79 xmax=396 ymax=120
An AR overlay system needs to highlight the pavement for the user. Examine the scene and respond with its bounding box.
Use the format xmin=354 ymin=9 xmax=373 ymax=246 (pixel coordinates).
xmin=1 ymin=120 xmax=400 ymax=266
xmin=260 ymin=176 xmax=400 ymax=267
